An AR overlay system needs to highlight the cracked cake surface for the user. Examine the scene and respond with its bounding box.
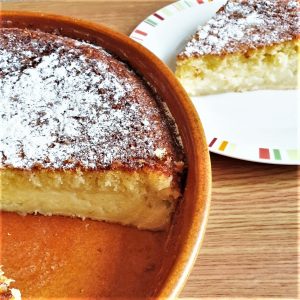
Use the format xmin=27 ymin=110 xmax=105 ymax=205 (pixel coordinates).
xmin=0 ymin=28 xmax=183 ymax=173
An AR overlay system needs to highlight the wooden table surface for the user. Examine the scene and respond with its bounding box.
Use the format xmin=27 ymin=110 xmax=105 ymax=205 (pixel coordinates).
xmin=2 ymin=1 xmax=299 ymax=298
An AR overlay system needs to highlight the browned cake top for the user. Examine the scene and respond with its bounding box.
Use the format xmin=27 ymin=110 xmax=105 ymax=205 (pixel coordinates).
xmin=179 ymin=0 xmax=299 ymax=58
xmin=0 ymin=28 xmax=182 ymax=172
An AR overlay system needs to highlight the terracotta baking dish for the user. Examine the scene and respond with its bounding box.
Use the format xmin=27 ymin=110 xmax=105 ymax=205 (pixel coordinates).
xmin=0 ymin=11 xmax=211 ymax=299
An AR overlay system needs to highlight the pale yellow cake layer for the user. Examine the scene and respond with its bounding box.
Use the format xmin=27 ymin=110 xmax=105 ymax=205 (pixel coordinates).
xmin=0 ymin=169 xmax=180 ymax=230
xmin=176 ymin=40 xmax=299 ymax=96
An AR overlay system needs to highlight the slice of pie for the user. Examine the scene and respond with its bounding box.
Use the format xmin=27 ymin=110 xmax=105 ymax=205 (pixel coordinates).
xmin=176 ymin=0 xmax=299 ymax=95
xmin=0 ymin=268 xmax=21 ymax=300
xmin=0 ymin=28 xmax=185 ymax=230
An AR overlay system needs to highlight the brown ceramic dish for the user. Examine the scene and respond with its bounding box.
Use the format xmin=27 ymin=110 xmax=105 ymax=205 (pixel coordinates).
xmin=0 ymin=11 xmax=211 ymax=299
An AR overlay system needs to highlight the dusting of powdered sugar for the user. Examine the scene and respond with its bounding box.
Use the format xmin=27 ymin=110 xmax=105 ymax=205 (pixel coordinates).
xmin=0 ymin=28 xmax=177 ymax=170
xmin=179 ymin=0 xmax=299 ymax=57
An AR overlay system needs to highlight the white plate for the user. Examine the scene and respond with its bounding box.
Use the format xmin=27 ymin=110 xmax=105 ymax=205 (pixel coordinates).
xmin=130 ymin=0 xmax=300 ymax=165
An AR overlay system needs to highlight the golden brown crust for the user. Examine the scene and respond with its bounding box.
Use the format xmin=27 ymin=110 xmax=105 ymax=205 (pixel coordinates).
xmin=0 ymin=28 xmax=184 ymax=177
xmin=177 ymin=39 xmax=299 ymax=61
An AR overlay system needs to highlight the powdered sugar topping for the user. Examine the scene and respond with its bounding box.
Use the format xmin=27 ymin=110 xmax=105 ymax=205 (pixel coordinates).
xmin=0 ymin=28 xmax=176 ymax=170
xmin=180 ymin=0 xmax=299 ymax=57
